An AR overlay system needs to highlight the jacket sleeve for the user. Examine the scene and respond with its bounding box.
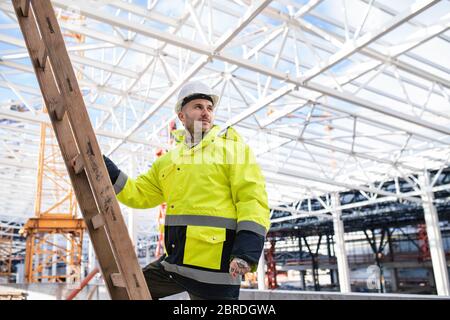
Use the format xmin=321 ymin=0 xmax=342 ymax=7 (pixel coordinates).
xmin=114 ymin=162 xmax=165 ymax=209
xmin=229 ymin=143 xmax=270 ymax=271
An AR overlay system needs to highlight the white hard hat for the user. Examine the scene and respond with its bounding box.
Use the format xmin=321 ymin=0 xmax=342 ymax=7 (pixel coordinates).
xmin=175 ymin=81 xmax=219 ymax=113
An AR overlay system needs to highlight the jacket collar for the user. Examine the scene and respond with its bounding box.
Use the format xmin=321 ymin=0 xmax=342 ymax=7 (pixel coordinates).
xmin=171 ymin=125 xmax=245 ymax=158
xmin=172 ymin=125 xmax=221 ymax=154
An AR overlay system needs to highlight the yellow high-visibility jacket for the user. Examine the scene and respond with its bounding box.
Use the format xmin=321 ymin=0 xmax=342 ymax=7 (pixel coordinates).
xmin=114 ymin=125 xmax=270 ymax=299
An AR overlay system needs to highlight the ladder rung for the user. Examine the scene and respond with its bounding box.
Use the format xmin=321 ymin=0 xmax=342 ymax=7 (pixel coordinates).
xmin=47 ymin=98 xmax=65 ymax=121
xmin=91 ymin=214 xmax=105 ymax=230
xmin=110 ymin=273 xmax=125 ymax=288
xmin=36 ymin=45 xmax=47 ymax=70
xmin=18 ymin=0 xmax=30 ymax=17
xmin=70 ymin=154 xmax=85 ymax=175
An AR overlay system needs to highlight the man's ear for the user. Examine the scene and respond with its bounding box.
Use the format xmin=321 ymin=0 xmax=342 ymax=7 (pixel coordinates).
xmin=177 ymin=111 xmax=185 ymax=123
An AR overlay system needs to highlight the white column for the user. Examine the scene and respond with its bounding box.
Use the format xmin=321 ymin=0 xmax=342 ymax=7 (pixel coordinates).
xmin=88 ymin=238 xmax=96 ymax=272
xmin=331 ymin=193 xmax=351 ymax=293
xmin=390 ymin=268 xmax=399 ymax=293
xmin=66 ymin=236 xmax=73 ymax=283
xmin=16 ymin=263 xmax=24 ymax=283
xmin=51 ymin=234 xmax=58 ymax=282
xmin=419 ymin=171 xmax=450 ymax=296
xmin=257 ymin=250 xmax=267 ymax=290
xmin=88 ymin=238 xmax=93 ymax=270
xmin=127 ymin=210 xmax=138 ymax=250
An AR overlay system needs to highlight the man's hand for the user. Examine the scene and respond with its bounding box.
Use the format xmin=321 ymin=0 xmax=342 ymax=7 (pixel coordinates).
xmin=103 ymin=155 xmax=120 ymax=184
xmin=229 ymin=258 xmax=250 ymax=278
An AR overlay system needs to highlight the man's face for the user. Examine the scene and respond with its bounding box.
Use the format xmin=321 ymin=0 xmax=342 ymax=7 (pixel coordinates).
xmin=178 ymin=98 xmax=215 ymax=134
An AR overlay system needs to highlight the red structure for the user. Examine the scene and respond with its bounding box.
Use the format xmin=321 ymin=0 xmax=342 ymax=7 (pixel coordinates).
xmin=418 ymin=224 xmax=431 ymax=262
xmin=265 ymin=240 xmax=278 ymax=289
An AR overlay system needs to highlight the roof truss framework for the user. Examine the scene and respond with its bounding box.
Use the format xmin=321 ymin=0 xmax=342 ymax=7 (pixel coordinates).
xmin=0 ymin=0 xmax=449 ymax=220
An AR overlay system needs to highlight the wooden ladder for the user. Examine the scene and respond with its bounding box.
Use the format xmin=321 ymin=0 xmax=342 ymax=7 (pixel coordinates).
xmin=12 ymin=0 xmax=152 ymax=300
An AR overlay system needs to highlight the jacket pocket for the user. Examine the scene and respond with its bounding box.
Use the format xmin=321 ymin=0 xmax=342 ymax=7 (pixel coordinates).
xmin=159 ymin=164 xmax=176 ymax=199
xmin=159 ymin=164 xmax=175 ymax=181
xmin=183 ymin=225 xmax=226 ymax=270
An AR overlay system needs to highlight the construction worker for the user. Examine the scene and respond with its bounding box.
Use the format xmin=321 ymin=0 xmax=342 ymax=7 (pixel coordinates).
xmin=103 ymin=81 xmax=270 ymax=300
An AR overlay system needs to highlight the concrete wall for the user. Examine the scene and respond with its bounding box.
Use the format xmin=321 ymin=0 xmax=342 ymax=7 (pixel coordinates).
xmin=1 ymin=284 xmax=449 ymax=300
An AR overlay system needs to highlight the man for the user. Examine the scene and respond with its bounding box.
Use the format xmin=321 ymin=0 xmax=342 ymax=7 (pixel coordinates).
xmin=103 ymin=81 xmax=270 ymax=300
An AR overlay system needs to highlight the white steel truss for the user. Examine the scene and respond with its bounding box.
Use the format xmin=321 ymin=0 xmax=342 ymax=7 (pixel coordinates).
xmin=0 ymin=0 xmax=449 ymax=225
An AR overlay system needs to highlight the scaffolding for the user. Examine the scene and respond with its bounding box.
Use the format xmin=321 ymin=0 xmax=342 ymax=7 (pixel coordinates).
xmin=22 ymin=115 xmax=85 ymax=283
xmin=267 ymin=169 xmax=450 ymax=294
xmin=0 ymin=225 xmax=13 ymax=281
xmin=20 ymin=7 xmax=90 ymax=284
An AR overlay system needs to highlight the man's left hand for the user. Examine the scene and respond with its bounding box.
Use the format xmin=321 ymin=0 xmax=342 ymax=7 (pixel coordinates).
xmin=229 ymin=258 xmax=250 ymax=278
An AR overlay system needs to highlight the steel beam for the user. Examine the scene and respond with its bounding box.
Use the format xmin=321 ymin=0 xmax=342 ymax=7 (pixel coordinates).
xmin=105 ymin=0 xmax=273 ymax=154
xmin=299 ymin=0 xmax=440 ymax=82
xmin=44 ymin=0 xmax=449 ymax=137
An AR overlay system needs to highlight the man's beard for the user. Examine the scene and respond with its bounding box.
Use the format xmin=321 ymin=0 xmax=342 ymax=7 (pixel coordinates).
xmin=185 ymin=119 xmax=211 ymax=147
xmin=188 ymin=117 xmax=210 ymax=133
